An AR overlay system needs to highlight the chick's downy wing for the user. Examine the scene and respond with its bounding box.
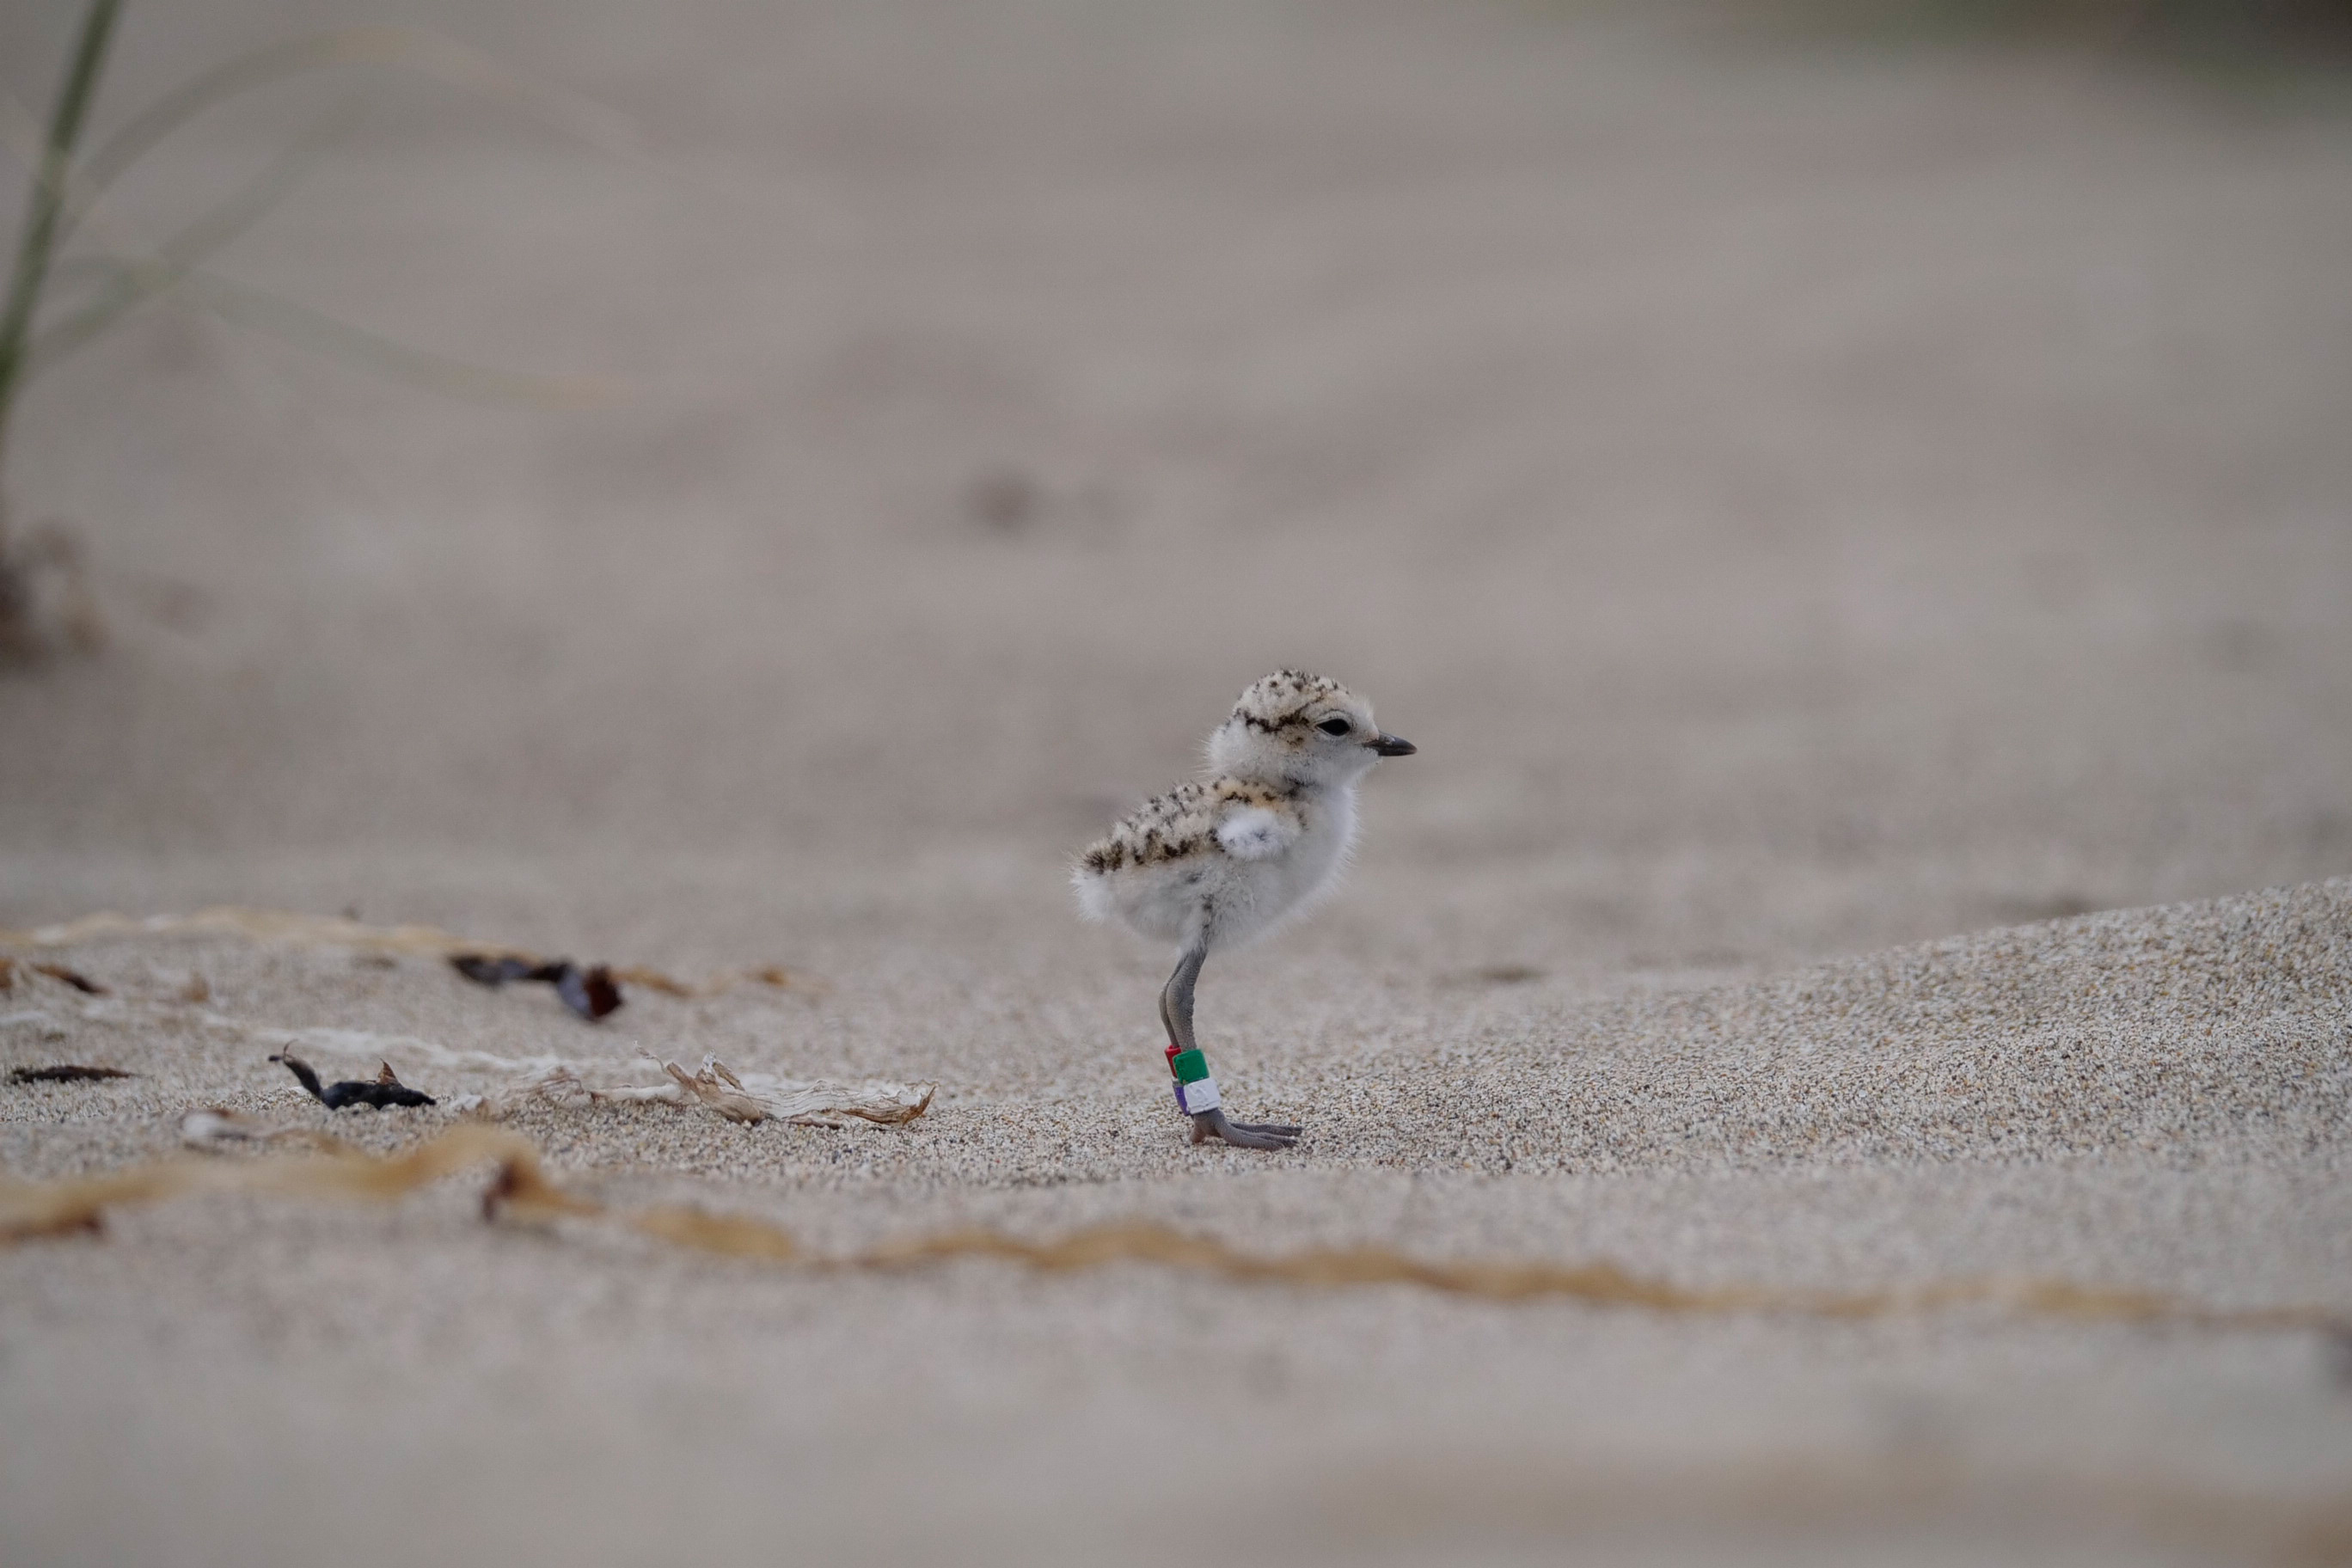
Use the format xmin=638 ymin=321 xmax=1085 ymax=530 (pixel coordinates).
xmin=1214 ymin=800 xmax=1301 ymax=861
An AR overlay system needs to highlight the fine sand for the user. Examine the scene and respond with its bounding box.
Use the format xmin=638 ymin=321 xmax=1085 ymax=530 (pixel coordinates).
xmin=3 ymin=2 xmax=2351 ymax=1564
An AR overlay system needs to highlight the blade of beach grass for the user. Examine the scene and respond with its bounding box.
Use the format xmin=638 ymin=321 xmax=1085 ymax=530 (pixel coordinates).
xmin=169 ymin=270 xmax=624 ymax=410
xmin=0 ymin=0 xmax=121 ymax=560
xmin=54 ymin=27 xmax=656 ymax=253
xmin=0 ymin=97 xmax=621 ymax=410
xmin=12 ymin=21 xmax=815 ymax=262
xmin=20 ymin=100 xmax=362 ymax=379
xmin=0 ymin=14 xmax=660 ymax=444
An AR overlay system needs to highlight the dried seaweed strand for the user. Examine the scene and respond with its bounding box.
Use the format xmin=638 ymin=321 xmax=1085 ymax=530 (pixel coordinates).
xmin=0 ymin=904 xmax=803 ymax=996
xmin=0 ymin=1130 xmax=2338 ymax=1334
xmin=9 ymin=1063 xmax=133 ymax=1083
xmin=32 ymin=962 xmax=104 ymax=994
xmin=1 ymin=1124 xmax=534 ymax=1238
xmin=269 ymin=1051 xmax=435 ymax=1109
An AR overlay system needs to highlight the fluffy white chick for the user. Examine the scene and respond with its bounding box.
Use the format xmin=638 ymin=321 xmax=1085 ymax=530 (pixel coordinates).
xmin=1075 ymin=670 xmax=1415 ymax=1148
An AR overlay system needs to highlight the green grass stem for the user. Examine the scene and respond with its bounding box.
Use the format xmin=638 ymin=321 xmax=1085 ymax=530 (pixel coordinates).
xmin=0 ymin=0 xmax=121 ymax=555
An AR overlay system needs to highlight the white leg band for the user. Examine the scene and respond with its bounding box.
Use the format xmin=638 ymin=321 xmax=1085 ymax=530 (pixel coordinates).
xmin=1174 ymin=1075 xmax=1222 ymax=1115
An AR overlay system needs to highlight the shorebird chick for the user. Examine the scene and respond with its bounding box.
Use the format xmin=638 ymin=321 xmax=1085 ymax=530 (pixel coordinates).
xmin=1074 ymin=671 xmax=1415 ymax=1149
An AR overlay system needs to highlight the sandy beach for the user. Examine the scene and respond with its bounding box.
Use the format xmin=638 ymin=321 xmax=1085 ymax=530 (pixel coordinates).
xmin=3 ymin=1 xmax=2350 ymax=1562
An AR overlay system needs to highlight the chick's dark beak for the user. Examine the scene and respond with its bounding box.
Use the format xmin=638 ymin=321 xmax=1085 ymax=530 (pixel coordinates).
xmin=1369 ymin=733 xmax=1417 ymax=756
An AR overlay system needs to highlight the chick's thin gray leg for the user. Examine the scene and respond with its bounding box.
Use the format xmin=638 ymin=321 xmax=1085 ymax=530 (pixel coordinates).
xmin=1159 ymin=945 xmax=1298 ymax=1150
xmin=1159 ymin=944 xmax=1205 ymax=1057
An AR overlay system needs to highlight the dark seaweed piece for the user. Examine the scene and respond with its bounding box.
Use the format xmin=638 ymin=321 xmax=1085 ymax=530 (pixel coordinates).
xmin=270 ymin=1052 xmax=435 ymax=1110
xmin=448 ymin=952 xmax=624 ymax=1021
xmin=450 ymin=953 xmax=537 ymax=987
xmin=9 ymin=1063 xmax=134 ymax=1084
xmin=554 ymin=962 xmax=622 ymax=1020
xmin=32 ymin=963 xmax=105 ymax=995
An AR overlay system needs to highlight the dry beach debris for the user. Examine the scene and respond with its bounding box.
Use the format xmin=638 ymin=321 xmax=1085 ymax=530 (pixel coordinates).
xmin=462 ymin=1052 xmax=935 ymax=1127
xmin=3 ymin=908 xmax=897 ymax=1129
xmin=9 ymin=947 xmax=928 ymax=1130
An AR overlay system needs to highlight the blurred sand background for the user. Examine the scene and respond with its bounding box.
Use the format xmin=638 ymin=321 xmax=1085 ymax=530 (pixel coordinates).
xmin=3 ymin=1 xmax=2351 ymax=1562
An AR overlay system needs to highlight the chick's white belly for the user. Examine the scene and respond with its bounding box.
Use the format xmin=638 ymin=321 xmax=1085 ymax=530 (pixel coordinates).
xmin=1099 ymin=802 xmax=1354 ymax=950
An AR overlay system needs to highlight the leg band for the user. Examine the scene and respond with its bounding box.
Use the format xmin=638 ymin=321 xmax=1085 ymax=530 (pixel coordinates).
xmin=1174 ymin=1075 xmax=1221 ymax=1115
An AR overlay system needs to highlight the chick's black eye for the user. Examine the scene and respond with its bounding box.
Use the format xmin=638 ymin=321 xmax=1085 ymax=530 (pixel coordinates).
xmin=1318 ymin=717 xmax=1352 ymax=736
